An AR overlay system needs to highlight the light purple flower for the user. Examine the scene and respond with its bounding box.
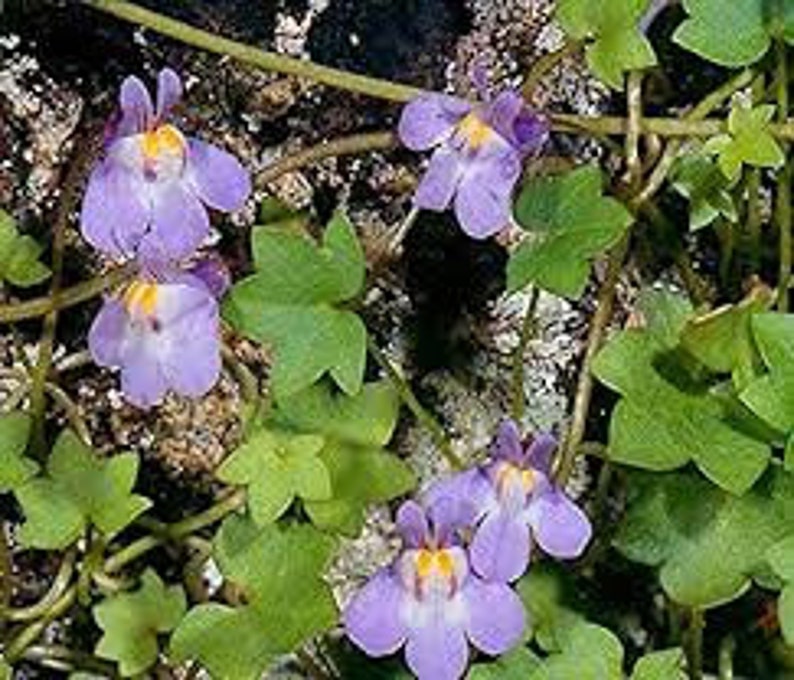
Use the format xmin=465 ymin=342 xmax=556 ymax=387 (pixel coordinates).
xmin=344 ymin=500 xmax=526 ymax=680
xmin=398 ymin=89 xmax=548 ymax=239
xmin=88 ymin=270 xmax=221 ymax=408
xmin=426 ymin=420 xmax=592 ymax=583
xmin=80 ymin=68 xmax=251 ymax=263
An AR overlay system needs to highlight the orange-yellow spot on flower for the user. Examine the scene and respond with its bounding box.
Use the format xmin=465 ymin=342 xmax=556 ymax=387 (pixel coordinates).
xmin=496 ymin=462 xmax=536 ymax=495
xmin=415 ymin=548 xmax=455 ymax=580
xmin=123 ymin=281 xmax=160 ymax=317
xmin=457 ymin=112 xmax=494 ymax=149
xmin=140 ymin=124 xmax=186 ymax=160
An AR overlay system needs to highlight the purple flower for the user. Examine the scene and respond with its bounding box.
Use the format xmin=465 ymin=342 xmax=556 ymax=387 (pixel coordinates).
xmin=344 ymin=500 xmax=526 ymax=680
xmin=426 ymin=420 xmax=592 ymax=583
xmin=80 ymin=68 xmax=251 ymax=263
xmin=398 ymin=89 xmax=548 ymax=239
xmin=88 ymin=270 xmax=222 ymax=408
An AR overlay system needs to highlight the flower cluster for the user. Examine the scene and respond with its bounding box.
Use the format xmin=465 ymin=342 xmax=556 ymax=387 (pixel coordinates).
xmin=80 ymin=69 xmax=251 ymax=407
xmin=398 ymin=87 xmax=548 ymax=239
xmin=344 ymin=420 xmax=592 ymax=680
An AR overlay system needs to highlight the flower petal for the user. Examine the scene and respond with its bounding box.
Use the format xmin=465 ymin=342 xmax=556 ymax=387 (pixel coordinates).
xmin=464 ymin=577 xmax=526 ymax=655
xmin=187 ymin=139 xmax=251 ymax=212
xmin=118 ymin=75 xmax=153 ymax=135
xmin=493 ymin=419 xmax=524 ymax=464
xmin=398 ymin=93 xmax=470 ymax=151
xmin=453 ymin=143 xmax=520 ymax=239
xmin=485 ymin=90 xmax=549 ymax=157
xmin=80 ymin=159 xmax=149 ymax=259
xmin=424 ymin=468 xmax=493 ymax=528
xmin=525 ymin=432 xmax=557 ymax=473
xmin=119 ymin=334 xmax=168 ymax=408
xmin=396 ymin=500 xmax=430 ymax=549
xmin=405 ymin=615 xmax=468 ymax=680
xmin=528 ymin=488 xmax=592 ymax=559
xmin=156 ymin=68 xmax=183 ymax=120
xmin=344 ymin=569 xmax=407 ymax=657
xmin=88 ymin=299 xmax=127 ymax=367
xmin=414 ymin=146 xmax=463 ymax=211
xmin=143 ymin=181 xmax=209 ymax=261
xmin=470 ymin=510 xmax=530 ymax=583
xmin=157 ymin=284 xmax=221 ymax=397
xmin=188 ymin=255 xmax=231 ymax=300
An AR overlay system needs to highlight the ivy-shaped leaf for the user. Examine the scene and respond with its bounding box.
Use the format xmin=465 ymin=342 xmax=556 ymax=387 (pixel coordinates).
xmin=740 ymin=313 xmax=794 ymax=435
xmin=768 ymin=535 xmax=794 ymax=643
xmin=217 ymin=428 xmax=330 ymax=526
xmin=630 ymin=649 xmax=687 ymax=679
xmin=224 ymin=213 xmax=367 ymax=400
xmin=704 ymin=102 xmax=785 ymax=181
xmin=0 ymin=209 xmax=51 ymax=287
xmin=508 ymin=166 xmax=633 ymax=299
xmin=15 ymin=430 xmax=151 ymax=549
xmin=467 ymin=647 xmax=541 ymax=679
xmin=670 ymin=154 xmax=737 ymax=231
xmin=526 ymin=622 xmax=624 ymax=680
xmin=593 ymin=290 xmax=770 ymax=494
xmin=171 ymin=516 xmax=337 ymax=679
xmin=93 ymin=569 xmax=186 ymax=677
xmin=0 ymin=412 xmax=38 ymax=492
xmin=556 ymin=0 xmax=657 ymax=89
xmin=673 ymin=0 xmax=794 ymax=67
xmin=271 ymin=382 xmax=416 ymax=536
xmin=679 ymin=283 xmax=774 ymax=389
xmin=615 ymin=469 xmax=794 ymax=608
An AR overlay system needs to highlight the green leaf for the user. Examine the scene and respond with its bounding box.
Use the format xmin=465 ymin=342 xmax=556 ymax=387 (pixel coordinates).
xmin=0 ymin=412 xmax=38 ymax=492
xmin=516 ymin=563 xmax=585 ymax=652
xmin=779 ymin=585 xmax=794 ymax=644
xmin=679 ymin=283 xmax=774 ymax=388
xmin=508 ymin=166 xmax=633 ymax=298
xmin=670 ymin=154 xmax=737 ymax=231
xmin=305 ymin=439 xmax=416 ymax=535
xmin=527 ymin=623 xmax=624 ymax=680
xmin=557 ymin=0 xmax=657 ymax=89
xmin=0 ymin=210 xmax=51 ymax=288
xmin=94 ymin=569 xmax=186 ymax=677
xmin=673 ymin=0 xmax=794 ymax=67
xmin=630 ymin=649 xmax=686 ymax=679
xmin=217 ymin=428 xmax=330 ymax=526
xmin=171 ymin=517 xmax=337 ymax=679
xmin=271 ymin=382 xmax=415 ymax=535
xmin=593 ymin=290 xmax=770 ymax=494
xmin=768 ymin=535 xmax=794 ymax=582
xmin=224 ymin=213 xmax=366 ymax=400
xmin=704 ymin=102 xmax=785 ymax=181
xmin=615 ymin=469 xmax=794 ymax=607
xmin=786 ymin=433 xmax=794 ymax=472
xmin=468 ymin=647 xmax=541 ymax=679
xmin=16 ymin=430 xmax=151 ymax=549
xmin=740 ymin=313 xmax=794 ymax=434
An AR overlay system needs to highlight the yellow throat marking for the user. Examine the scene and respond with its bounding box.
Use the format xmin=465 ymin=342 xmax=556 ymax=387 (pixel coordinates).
xmin=140 ymin=124 xmax=185 ymax=160
xmin=457 ymin=113 xmax=493 ymax=149
xmin=415 ymin=548 xmax=455 ymax=580
xmin=123 ymin=281 xmax=159 ymax=317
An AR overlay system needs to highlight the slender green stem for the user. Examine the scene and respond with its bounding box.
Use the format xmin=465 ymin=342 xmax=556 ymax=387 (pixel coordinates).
xmin=3 ymin=550 xmax=76 ymax=623
xmin=260 ymin=132 xmax=397 ymax=185
xmin=83 ymin=0 xmax=421 ymax=102
xmin=776 ymin=40 xmax=791 ymax=311
xmin=0 ymin=264 xmax=133 ymax=325
xmin=4 ymin=587 xmax=77 ymax=662
xmin=684 ymin=608 xmax=705 ymax=680
xmin=22 ymin=644 xmax=117 ymax=676
xmin=27 ymin=124 xmax=100 ymax=460
xmin=718 ymin=635 xmax=735 ymax=680
xmin=167 ymin=488 xmax=246 ymax=539
xmin=510 ymin=287 xmax=539 ymax=423
xmin=366 ymin=336 xmax=463 ymax=469
xmin=522 ymin=41 xmax=583 ymax=98
xmin=624 ymin=71 xmax=644 ymax=190
xmin=102 ymin=535 xmax=162 ymax=575
xmin=556 ymin=239 xmax=628 ymax=486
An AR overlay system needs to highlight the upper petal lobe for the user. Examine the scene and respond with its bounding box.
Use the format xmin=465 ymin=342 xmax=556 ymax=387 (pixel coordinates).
xmin=398 ymin=93 xmax=471 ymax=151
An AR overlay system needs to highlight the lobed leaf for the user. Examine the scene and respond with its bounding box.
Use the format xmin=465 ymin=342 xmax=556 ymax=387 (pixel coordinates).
xmin=0 ymin=412 xmax=38 ymax=493
xmin=508 ymin=166 xmax=633 ymax=299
